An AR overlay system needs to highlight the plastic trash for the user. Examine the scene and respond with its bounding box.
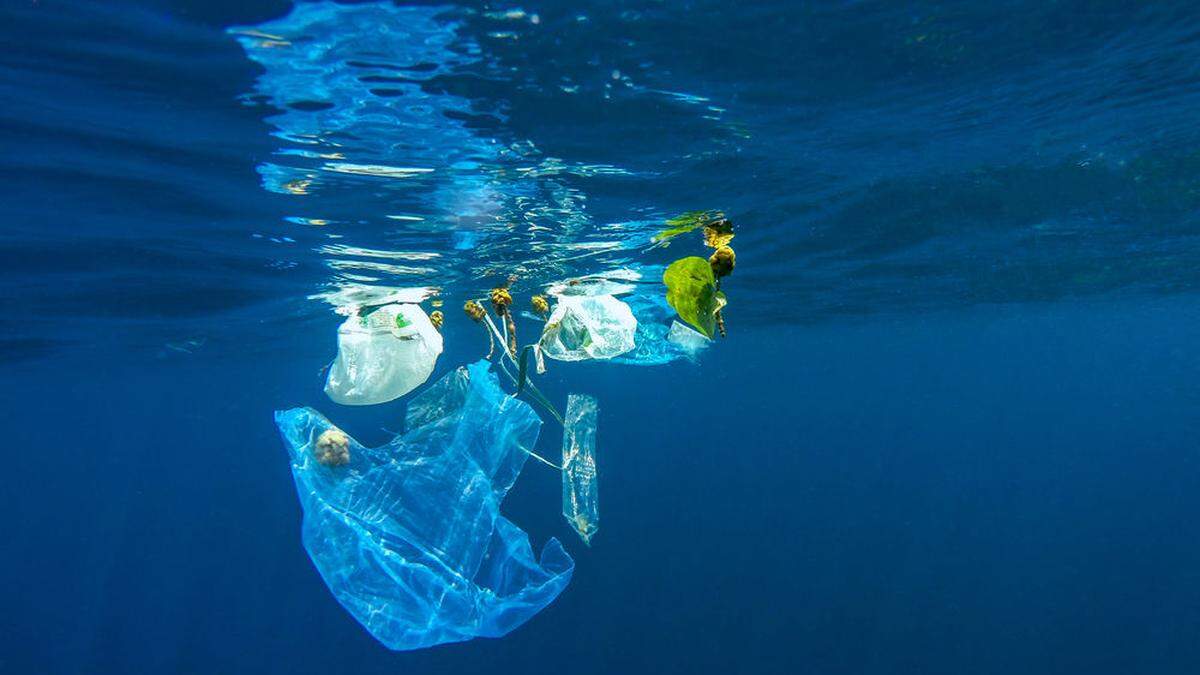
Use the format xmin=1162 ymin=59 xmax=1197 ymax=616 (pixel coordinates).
xmin=324 ymin=303 xmax=443 ymax=406
xmin=561 ymin=394 xmax=599 ymax=545
xmin=404 ymin=364 xmax=469 ymax=431
xmin=540 ymin=295 xmax=637 ymax=362
xmin=666 ymin=320 xmax=710 ymax=361
xmin=613 ymin=293 xmax=710 ymax=366
xmin=276 ymin=360 xmax=574 ymax=651
xmin=533 ymin=343 xmax=547 ymax=374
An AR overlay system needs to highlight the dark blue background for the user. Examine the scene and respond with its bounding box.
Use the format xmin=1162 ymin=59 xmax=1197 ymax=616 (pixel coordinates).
xmin=3 ymin=1 xmax=1200 ymax=673
xmin=6 ymin=300 xmax=1199 ymax=673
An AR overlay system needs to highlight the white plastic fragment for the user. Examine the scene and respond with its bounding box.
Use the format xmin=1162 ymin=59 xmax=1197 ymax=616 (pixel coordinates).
xmin=325 ymin=303 xmax=443 ymax=406
xmin=540 ymin=295 xmax=637 ymax=361
xmin=533 ymin=343 xmax=547 ymax=374
xmin=562 ymin=394 xmax=599 ymax=545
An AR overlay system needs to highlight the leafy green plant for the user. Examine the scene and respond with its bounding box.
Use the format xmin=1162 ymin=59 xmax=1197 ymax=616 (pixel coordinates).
xmin=653 ymin=210 xmax=724 ymax=244
xmin=663 ymin=257 xmax=726 ymax=338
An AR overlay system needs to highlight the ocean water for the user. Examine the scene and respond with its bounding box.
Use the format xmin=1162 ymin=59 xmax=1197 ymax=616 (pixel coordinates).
xmin=4 ymin=1 xmax=1200 ymax=673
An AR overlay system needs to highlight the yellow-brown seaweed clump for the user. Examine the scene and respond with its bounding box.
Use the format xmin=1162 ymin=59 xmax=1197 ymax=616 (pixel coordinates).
xmin=531 ymin=295 xmax=550 ymax=317
xmin=490 ymin=287 xmax=518 ymax=357
xmin=709 ymin=245 xmax=735 ymax=278
xmin=463 ymin=300 xmax=486 ymax=322
xmin=703 ymin=217 xmax=735 ymax=249
xmin=430 ymin=310 xmax=444 ymax=330
xmin=315 ymin=428 xmax=350 ymax=467
xmin=490 ymin=287 xmax=513 ymax=312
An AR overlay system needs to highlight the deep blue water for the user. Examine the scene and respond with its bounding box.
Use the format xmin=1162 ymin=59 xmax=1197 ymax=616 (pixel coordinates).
xmin=4 ymin=1 xmax=1200 ymax=673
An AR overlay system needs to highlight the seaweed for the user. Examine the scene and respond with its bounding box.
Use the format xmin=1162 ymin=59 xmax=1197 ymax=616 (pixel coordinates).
xmin=652 ymin=209 xmax=725 ymax=245
xmin=664 ymin=257 xmax=727 ymax=338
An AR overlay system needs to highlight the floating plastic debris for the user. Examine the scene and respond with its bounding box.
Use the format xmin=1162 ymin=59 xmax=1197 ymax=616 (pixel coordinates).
xmin=324 ymin=303 xmax=443 ymax=405
xmin=666 ymin=320 xmax=711 ymax=361
xmin=561 ymin=394 xmax=599 ymax=545
xmin=276 ymin=361 xmax=574 ymax=651
xmin=612 ymin=293 xmax=708 ymax=366
xmin=404 ymin=365 xmax=469 ymax=431
xmin=540 ymin=295 xmax=637 ymax=361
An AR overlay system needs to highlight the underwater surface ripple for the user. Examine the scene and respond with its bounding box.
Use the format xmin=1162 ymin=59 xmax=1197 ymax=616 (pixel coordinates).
xmin=2 ymin=1 xmax=1200 ymax=353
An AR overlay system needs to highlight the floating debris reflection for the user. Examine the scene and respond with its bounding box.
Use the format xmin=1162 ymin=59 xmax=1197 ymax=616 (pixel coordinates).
xmin=231 ymin=1 xmax=726 ymax=314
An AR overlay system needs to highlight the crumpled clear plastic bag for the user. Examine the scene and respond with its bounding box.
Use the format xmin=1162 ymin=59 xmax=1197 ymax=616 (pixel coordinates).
xmin=540 ymin=295 xmax=637 ymax=362
xmin=276 ymin=360 xmax=574 ymax=651
xmin=324 ymin=303 xmax=443 ymax=405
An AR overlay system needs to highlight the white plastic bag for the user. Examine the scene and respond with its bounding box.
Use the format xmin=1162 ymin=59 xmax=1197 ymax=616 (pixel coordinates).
xmin=540 ymin=295 xmax=637 ymax=362
xmin=325 ymin=303 xmax=443 ymax=406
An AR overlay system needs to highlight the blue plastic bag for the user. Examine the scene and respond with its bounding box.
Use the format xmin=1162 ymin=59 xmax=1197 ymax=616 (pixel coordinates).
xmin=614 ymin=292 xmax=709 ymax=366
xmin=275 ymin=360 xmax=573 ymax=651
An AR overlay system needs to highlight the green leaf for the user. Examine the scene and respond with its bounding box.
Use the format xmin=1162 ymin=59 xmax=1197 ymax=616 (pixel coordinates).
xmin=394 ymin=314 xmax=412 ymax=330
xmin=653 ymin=210 xmax=723 ymax=244
xmin=663 ymin=257 xmax=723 ymax=338
xmin=516 ymin=345 xmax=531 ymax=395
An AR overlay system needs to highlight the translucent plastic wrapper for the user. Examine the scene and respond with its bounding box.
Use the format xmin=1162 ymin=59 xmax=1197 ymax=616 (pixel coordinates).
xmin=666 ymin=320 xmax=710 ymax=358
xmin=540 ymin=295 xmax=637 ymax=362
xmin=404 ymin=365 xmax=469 ymax=431
xmin=276 ymin=361 xmax=573 ymax=651
xmin=562 ymin=394 xmax=599 ymax=545
xmin=613 ymin=293 xmax=710 ymax=366
xmin=324 ymin=303 xmax=443 ymax=406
